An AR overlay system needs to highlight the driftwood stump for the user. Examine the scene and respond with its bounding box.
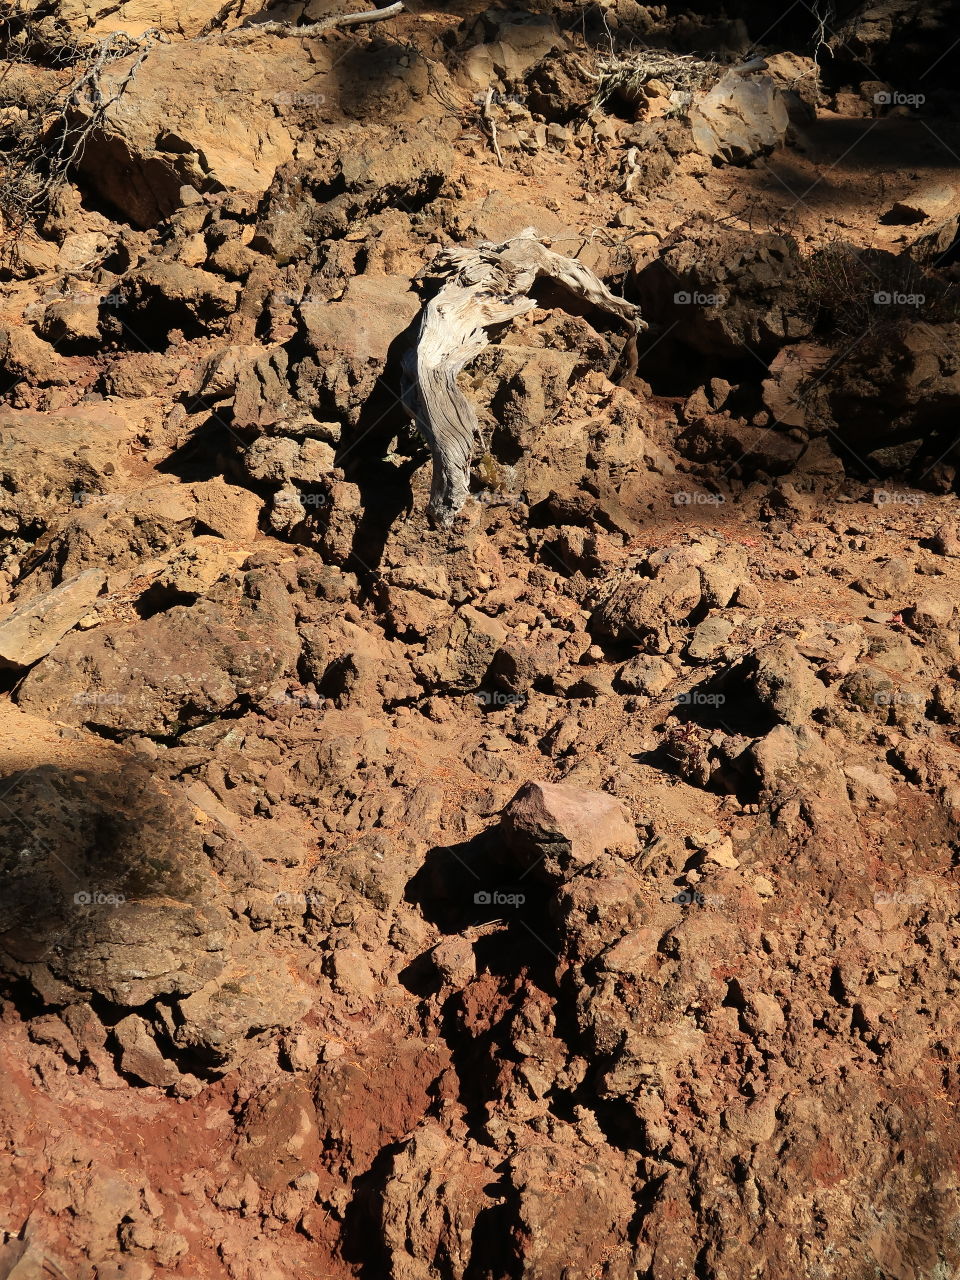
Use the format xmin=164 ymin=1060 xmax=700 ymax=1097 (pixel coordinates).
xmin=402 ymin=229 xmax=647 ymax=524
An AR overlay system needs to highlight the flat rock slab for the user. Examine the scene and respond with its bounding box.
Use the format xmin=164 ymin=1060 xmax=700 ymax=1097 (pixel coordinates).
xmin=0 ymin=568 xmax=105 ymax=668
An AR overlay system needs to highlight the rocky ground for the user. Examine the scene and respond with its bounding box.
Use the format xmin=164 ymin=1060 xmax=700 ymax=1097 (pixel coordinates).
xmin=2 ymin=0 xmax=960 ymax=1276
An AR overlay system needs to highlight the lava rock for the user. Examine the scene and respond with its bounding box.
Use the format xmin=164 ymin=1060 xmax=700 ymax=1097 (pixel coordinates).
xmin=501 ymin=780 xmax=638 ymax=878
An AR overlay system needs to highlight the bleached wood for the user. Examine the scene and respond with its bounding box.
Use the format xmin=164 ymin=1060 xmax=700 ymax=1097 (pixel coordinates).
xmin=403 ymin=229 xmax=647 ymax=524
xmin=223 ymin=2 xmax=404 ymax=41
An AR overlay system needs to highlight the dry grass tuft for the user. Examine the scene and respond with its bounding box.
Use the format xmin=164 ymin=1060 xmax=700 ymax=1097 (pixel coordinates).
xmin=593 ymin=47 xmax=721 ymax=115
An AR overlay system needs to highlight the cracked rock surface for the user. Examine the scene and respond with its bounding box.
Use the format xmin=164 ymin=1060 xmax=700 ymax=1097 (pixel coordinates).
xmin=2 ymin=0 xmax=960 ymax=1276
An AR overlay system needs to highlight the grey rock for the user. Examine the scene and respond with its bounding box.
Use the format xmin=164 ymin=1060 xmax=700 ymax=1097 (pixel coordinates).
xmin=691 ymin=68 xmax=789 ymax=163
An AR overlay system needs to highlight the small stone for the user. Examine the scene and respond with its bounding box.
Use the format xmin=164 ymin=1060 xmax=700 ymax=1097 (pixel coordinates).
xmin=845 ymin=765 xmax=897 ymax=806
xmin=617 ymin=654 xmax=675 ymax=695
xmin=733 ymin=581 xmax=763 ymax=608
xmin=613 ymin=205 xmax=645 ymax=228
xmin=284 ymin=1031 xmax=317 ymax=1072
xmin=272 ymin=1187 xmax=305 ymax=1222
xmin=593 ymin=117 xmax=621 ymax=141
xmin=565 ymin=671 xmax=615 ymax=698
xmin=750 ymin=639 xmax=825 ymax=725
xmin=300 ymin=1207 xmax=330 ymax=1242
xmin=112 ymin=1015 xmax=180 ymax=1090
xmin=431 ymin=937 xmax=476 ymax=987
xmin=908 ymin=595 xmax=954 ymax=634
xmin=687 ymin=615 xmax=735 ymax=661
xmin=154 ymin=1230 xmax=188 ymax=1267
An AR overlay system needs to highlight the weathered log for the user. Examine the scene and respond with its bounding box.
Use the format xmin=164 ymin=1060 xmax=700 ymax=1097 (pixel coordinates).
xmin=223 ymin=2 xmax=404 ymax=41
xmin=402 ymin=229 xmax=646 ymax=524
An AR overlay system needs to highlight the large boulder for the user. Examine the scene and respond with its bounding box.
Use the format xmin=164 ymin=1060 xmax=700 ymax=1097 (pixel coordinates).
xmin=0 ymin=402 xmax=148 ymax=534
xmin=506 ymin=1134 xmax=639 ymax=1278
xmin=768 ymin=313 xmax=960 ymax=462
xmin=501 ymin=780 xmax=638 ymax=878
xmin=455 ymin=13 xmax=565 ymax=90
xmin=172 ymin=958 xmax=312 ymax=1069
xmin=0 ymin=758 xmax=228 ymax=1005
xmin=252 ymin=126 xmax=454 ymax=256
xmin=119 ymin=260 xmax=240 ymax=340
xmin=294 ymin=275 xmax=421 ymax=425
xmin=591 ymin=537 xmax=747 ymax=648
xmin=71 ymin=40 xmax=314 ymax=225
xmin=634 ymin=220 xmax=808 ymax=358
xmin=376 ymin=1122 xmax=493 ymax=1280
xmin=16 ymin=566 xmax=300 ymax=734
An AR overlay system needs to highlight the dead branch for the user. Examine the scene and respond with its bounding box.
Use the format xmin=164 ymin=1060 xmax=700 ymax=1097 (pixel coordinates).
xmin=0 ymin=25 xmax=162 ymax=258
xmin=222 ymin=2 xmax=404 ymax=41
xmin=481 ymin=86 xmax=504 ymax=167
xmin=403 ymin=229 xmax=647 ymax=525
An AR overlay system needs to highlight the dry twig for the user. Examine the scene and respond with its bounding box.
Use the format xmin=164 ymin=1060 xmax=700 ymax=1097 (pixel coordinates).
xmin=0 ymin=21 xmax=161 ymax=255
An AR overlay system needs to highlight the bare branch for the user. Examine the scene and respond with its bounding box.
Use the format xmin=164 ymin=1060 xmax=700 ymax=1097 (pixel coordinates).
xmin=0 ymin=25 xmax=162 ymax=258
xmin=221 ymin=2 xmax=404 ymax=42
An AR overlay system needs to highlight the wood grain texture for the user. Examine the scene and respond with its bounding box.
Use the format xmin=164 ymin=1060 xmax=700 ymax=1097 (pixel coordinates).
xmin=403 ymin=229 xmax=646 ymax=524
